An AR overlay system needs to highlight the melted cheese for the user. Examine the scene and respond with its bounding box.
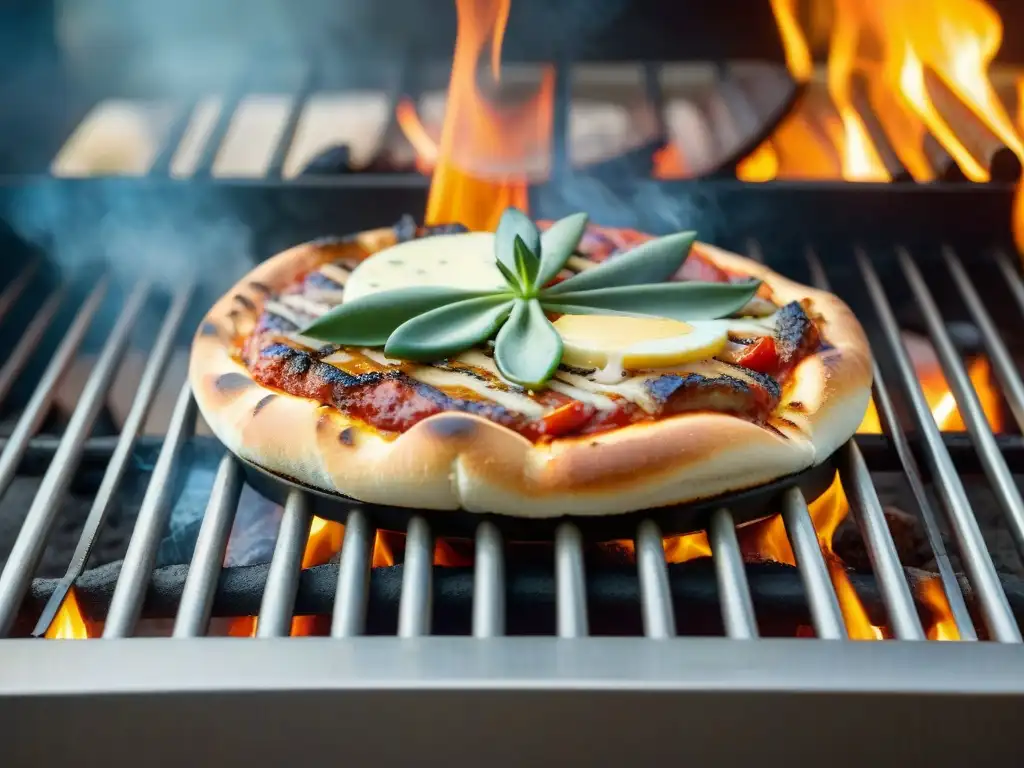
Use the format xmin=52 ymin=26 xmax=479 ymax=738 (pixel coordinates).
xmin=409 ymin=366 xmax=547 ymax=418
xmin=277 ymin=293 xmax=333 ymax=318
xmin=553 ymin=368 xmax=659 ymax=413
xmin=263 ymin=300 xmax=308 ymax=328
xmin=343 ymin=232 xmax=506 ymax=303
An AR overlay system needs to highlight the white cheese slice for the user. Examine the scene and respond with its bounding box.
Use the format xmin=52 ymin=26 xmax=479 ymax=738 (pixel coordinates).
xmin=343 ymin=232 xmax=507 ymax=303
xmin=410 ymin=366 xmax=547 ymax=418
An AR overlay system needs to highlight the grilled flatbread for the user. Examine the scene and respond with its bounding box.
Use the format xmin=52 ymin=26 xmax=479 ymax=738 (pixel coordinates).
xmin=189 ymin=220 xmax=871 ymax=517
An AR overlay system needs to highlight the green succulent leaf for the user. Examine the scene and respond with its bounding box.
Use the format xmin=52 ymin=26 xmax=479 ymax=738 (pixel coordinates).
xmin=543 ymin=280 xmax=761 ymax=321
xmin=544 ymin=230 xmax=697 ymax=295
xmin=536 ymin=212 xmax=588 ymax=288
xmin=495 ymin=208 xmax=540 ymax=290
xmin=302 ymin=286 xmax=502 ymax=346
xmin=384 ymin=295 xmax=514 ymax=361
xmin=494 ymin=298 xmax=563 ymax=389
xmin=513 ymin=235 xmax=540 ymax=295
xmin=495 ymin=259 xmax=522 ymax=294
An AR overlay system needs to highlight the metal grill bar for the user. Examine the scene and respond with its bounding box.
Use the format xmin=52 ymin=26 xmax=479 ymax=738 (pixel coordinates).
xmin=857 ymin=248 xmax=1020 ymax=642
xmin=944 ymin=248 xmax=1024 ymax=432
xmin=32 ymin=284 xmax=192 ymax=637
xmin=173 ymin=455 xmax=243 ymax=638
xmin=782 ymin=487 xmax=848 ymax=639
xmin=635 ymin=519 xmax=676 ymax=638
xmin=267 ymin=70 xmax=313 ymax=179
xmin=555 ymin=522 xmax=589 ymax=638
xmin=0 ymin=288 xmax=64 ymax=406
xmin=899 ymin=249 xmax=1024 ymax=562
xmin=256 ymin=492 xmax=311 ymax=638
xmin=193 ymin=93 xmax=242 ymax=178
xmin=102 ymin=383 xmax=196 ymax=638
xmin=803 ymin=250 xmax=924 ymax=640
xmin=472 ymin=521 xmax=505 ymax=638
xmin=0 ymin=260 xmax=36 ymax=322
xmin=398 ymin=516 xmax=433 ymax=637
xmin=838 ymin=442 xmax=925 ymax=640
xmin=995 ymin=249 xmax=1024 ymax=319
xmin=149 ymin=100 xmax=198 ymax=177
xmin=709 ymin=508 xmax=759 ymax=639
xmin=0 ymin=279 xmax=108 ymax=500
xmin=863 ymin=356 xmax=975 ymax=638
xmin=0 ymin=281 xmax=148 ymax=635
xmin=330 ymin=509 xmax=373 ymax=638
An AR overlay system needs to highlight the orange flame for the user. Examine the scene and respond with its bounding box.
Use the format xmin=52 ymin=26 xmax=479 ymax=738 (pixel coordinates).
xmin=737 ymin=139 xmax=780 ymax=182
xmin=917 ymin=576 xmax=962 ymax=640
xmin=396 ymin=0 xmax=554 ymax=231
xmin=770 ymin=0 xmax=813 ymax=83
xmin=858 ymin=355 xmax=1003 ymax=434
xmin=44 ymin=588 xmax=94 ymax=639
xmin=827 ymin=2 xmax=890 ymax=181
xmin=764 ymin=0 xmax=1023 ymax=184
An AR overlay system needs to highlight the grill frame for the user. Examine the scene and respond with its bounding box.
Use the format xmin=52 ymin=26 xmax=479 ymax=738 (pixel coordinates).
xmin=2 ymin=30 xmax=1024 ymax=766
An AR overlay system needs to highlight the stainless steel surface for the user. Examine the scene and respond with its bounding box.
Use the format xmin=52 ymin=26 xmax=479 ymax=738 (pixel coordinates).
xmin=174 ymin=455 xmax=243 ymax=638
xmin=3 ymin=639 xmax=1024 ymax=765
xmin=857 ymin=248 xmax=1021 ymax=643
xmin=0 ymin=279 xmax=108 ymax=500
xmin=102 ymin=382 xmax=197 ymax=638
xmin=555 ymin=522 xmax=589 ymax=638
xmin=709 ymin=508 xmax=758 ymax=639
xmin=256 ymin=492 xmax=312 ymax=638
xmin=472 ymin=520 xmax=506 ymax=638
xmin=398 ymin=516 xmax=433 ymax=637
xmin=32 ymin=283 xmax=191 ymax=637
xmin=782 ymin=487 xmax=848 ymax=640
xmin=331 ymin=509 xmax=373 ymax=638
xmin=635 ymin=519 xmax=676 ymax=638
xmin=899 ymin=248 xmax=1024 ymax=560
xmin=837 ymin=441 xmax=925 ymax=641
xmin=0 ymin=281 xmax=147 ymax=635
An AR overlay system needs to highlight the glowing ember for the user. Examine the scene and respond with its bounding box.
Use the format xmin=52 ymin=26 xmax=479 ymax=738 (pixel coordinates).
xmin=44 ymin=587 xmax=94 ymax=639
xmin=917 ymin=576 xmax=962 ymax=640
xmin=396 ymin=0 xmax=554 ymax=231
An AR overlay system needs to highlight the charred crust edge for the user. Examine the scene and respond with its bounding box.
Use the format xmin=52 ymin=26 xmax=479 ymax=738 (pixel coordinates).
xmin=338 ymin=427 xmax=355 ymax=445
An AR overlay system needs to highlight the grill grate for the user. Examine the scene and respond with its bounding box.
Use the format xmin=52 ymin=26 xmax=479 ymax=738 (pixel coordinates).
xmin=0 ymin=239 xmax=1022 ymax=643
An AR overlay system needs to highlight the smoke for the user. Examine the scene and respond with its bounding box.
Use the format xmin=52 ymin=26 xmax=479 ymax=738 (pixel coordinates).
xmin=4 ymin=178 xmax=255 ymax=293
xmin=536 ymin=175 xmax=727 ymax=240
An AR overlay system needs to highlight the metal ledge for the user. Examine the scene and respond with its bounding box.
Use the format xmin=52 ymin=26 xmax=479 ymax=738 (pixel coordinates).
xmin=2 ymin=638 xmax=1023 ymax=766
xmin=3 ymin=637 xmax=1024 ymax=694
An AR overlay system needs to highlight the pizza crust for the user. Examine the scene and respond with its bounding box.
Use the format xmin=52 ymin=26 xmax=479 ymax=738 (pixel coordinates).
xmin=189 ymin=229 xmax=871 ymax=517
